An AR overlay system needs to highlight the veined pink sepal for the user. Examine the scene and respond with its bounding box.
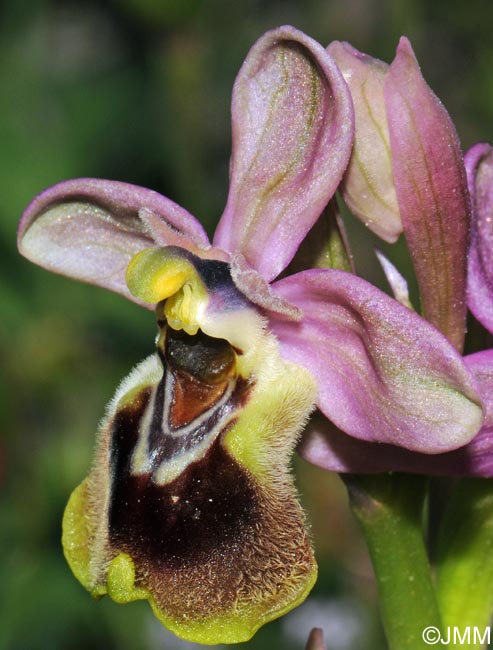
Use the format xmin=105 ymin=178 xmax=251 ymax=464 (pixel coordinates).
xmin=214 ymin=26 xmax=354 ymax=281
xmin=384 ymin=38 xmax=470 ymax=351
xmin=18 ymin=178 xmax=210 ymax=307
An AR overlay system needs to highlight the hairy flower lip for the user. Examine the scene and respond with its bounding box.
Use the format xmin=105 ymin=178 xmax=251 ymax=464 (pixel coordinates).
xmin=62 ymin=321 xmax=319 ymax=644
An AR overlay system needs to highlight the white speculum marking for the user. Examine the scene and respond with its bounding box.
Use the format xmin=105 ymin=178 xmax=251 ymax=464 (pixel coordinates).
xmin=130 ymin=353 xmax=238 ymax=486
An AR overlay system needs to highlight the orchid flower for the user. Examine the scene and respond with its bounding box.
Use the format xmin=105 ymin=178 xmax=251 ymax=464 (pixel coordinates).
xmin=300 ymin=39 xmax=493 ymax=478
xmin=18 ymin=26 xmax=483 ymax=644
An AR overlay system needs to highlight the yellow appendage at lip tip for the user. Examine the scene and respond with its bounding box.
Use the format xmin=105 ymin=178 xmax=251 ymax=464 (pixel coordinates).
xmin=107 ymin=553 xmax=148 ymax=604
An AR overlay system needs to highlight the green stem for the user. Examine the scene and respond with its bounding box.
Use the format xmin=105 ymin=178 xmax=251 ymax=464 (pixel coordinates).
xmin=345 ymin=473 xmax=444 ymax=650
xmin=436 ymin=478 xmax=493 ymax=650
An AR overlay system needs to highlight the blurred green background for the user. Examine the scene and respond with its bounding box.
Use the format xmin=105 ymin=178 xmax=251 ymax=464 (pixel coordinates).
xmin=2 ymin=1 xmax=493 ymax=649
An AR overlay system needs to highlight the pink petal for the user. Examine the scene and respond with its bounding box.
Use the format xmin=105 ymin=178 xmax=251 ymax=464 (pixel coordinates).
xmin=18 ymin=178 xmax=210 ymax=305
xmin=384 ymin=38 xmax=470 ymax=351
xmin=270 ymin=269 xmax=483 ymax=453
xmin=214 ymin=26 xmax=354 ymax=281
xmin=329 ymin=41 xmax=402 ymax=243
xmin=299 ymin=351 xmax=493 ymax=477
xmin=465 ymin=143 xmax=493 ymax=334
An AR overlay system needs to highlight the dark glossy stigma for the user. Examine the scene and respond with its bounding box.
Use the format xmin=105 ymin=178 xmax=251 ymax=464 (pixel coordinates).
xmin=164 ymin=328 xmax=236 ymax=384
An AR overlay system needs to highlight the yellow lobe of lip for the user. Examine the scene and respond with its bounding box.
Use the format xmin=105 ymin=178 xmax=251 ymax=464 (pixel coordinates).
xmin=126 ymin=247 xmax=208 ymax=334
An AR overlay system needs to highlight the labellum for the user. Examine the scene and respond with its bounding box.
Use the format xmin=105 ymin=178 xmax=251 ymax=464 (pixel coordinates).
xmin=62 ymin=246 xmax=318 ymax=644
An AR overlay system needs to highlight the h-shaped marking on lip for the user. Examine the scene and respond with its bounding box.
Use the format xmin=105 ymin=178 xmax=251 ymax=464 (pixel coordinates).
xmin=130 ymin=363 xmax=237 ymax=486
